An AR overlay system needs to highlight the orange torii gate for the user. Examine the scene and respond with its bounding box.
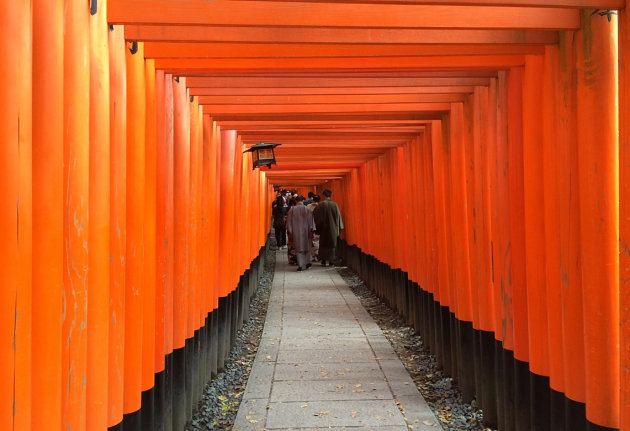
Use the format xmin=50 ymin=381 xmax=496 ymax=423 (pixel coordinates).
xmin=1 ymin=0 xmax=630 ymax=431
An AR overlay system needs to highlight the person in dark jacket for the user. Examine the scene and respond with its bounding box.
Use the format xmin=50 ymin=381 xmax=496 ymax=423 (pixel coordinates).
xmin=272 ymin=195 xmax=287 ymax=248
xmin=313 ymin=189 xmax=344 ymax=266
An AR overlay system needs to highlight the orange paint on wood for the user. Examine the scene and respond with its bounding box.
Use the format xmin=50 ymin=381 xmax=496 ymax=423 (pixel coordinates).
xmin=108 ymin=0 xmax=580 ymax=29
xmin=576 ymin=10 xmax=619 ymax=428
xmin=522 ymin=54 xmax=549 ymax=377
xmin=554 ymin=30 xmax=585 ymax=405
xmin=107 ymin=24 xmax=127 ymax=427
xmin=173 ymin=76 xmax=191 ymax=349
xmin=155 ymin=69 xmax=168 ymax=373
xmin=619 ymin=8 xmax=630 ymax=431
xmin=31 ymin=0 xmax=63 ymax=428
xmin=125 ymin=25 xmax=558 ymax=45
xmin=448 ymin=103 xmax=473 ymax=322
xmin=541 ymin=45 xmax=565 ymax=393
xmin=0 ymin=0 xmax=32 ymax=429
xmin=219 ymin=129 xmax=237 ymax=296
xmin=124 ymin=40 xmax=146 ymax=414
xmin=87 ymin=0 xmax=111 ymax=427
xmin=143 ymin=58 xmax=157 ymax=389
xmin=63 ymin=0 xmax=90 ymax=427
xmin=144 ymin=42 xmax=545 ymax=59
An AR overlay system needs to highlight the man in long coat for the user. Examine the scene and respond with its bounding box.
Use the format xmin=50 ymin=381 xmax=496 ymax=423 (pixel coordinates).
xmin=286 ymin=195 xmax=315 ymax=271
xmin=313 ymin=189 xmax=344 ymax=266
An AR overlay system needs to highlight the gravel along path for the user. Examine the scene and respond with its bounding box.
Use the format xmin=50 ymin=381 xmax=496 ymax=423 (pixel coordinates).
xmin=186 ymin=244 xmax=276 ymax=431
xmin=335 ymin=266 xmax=496 ymax=431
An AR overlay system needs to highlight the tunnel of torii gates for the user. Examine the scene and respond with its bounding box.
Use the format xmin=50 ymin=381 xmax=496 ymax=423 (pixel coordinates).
xmin=4 ymin=0 xmax=630 ymax=431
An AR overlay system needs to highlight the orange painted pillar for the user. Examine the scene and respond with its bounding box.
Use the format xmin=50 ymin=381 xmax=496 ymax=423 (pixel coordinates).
xmin=204 ymin=118 xmax=220 ymax=311
xmin=124 ymin=40 xmax=146 ymax=418
xmin=449 ymin=103 xmax=473 ymax=323
xmin=143 ymin=59 xmax=157 ymax=400
xmin=189 ymin=96 xmax=202 ymax=334
xmin=576 ymin=10 xmax=619 ymax=429
xmin=172 ymin=74 xmax=190 ymax=430
xmin=155 ymin=69 xmax=168 ymax=381
xmin=173 ymin=75 xmax=190 ymax=350
xmin=430 ymin=120 xmax=451 ymax=310
xmin=522 ymin=55 xmax=550 ymax=379
xmin=162 ymin=73 xmax=175 ymax=370
xmin=491 ymin=72 xmax=511 ymax=347
xmin=423 ymin=129 xmax=439 ymax=298
xmin=554 ymin=31 xmax=586 ymax=413
xmin=0 ymin=0 xmax=32 ymax=429
xmin=541 ymin=45 xmax=565 ymax=396
xmin=31 ymin=0 xmax=63 ymax=428
xmin=619 ymin=8 xmax=630 ymax=431
xmin=63 ymin=0 xmax=90 ymax=429
xmin=87 ymin=0 xmax=110 ymax=428
xmin=506 ymin=67 xmax=528 ymax=364
xmin=201 ymin=115 xmax=214 ymax=314
xmin=219 ymin=130 xmax=237 ymax=297
xmin=107 ymin=24 xmax=127 ymax=428
xmin=232 ymin=136 xmax=244 ymax=279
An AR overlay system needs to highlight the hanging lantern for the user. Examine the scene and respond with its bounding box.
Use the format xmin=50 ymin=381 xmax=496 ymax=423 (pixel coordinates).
xmin=244 ymin=142 xmax=281 ymax=170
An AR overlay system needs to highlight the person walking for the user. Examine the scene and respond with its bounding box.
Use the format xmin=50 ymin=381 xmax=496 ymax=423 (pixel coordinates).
xmin=286 ymin=195 xmax=315 ymax=271
xmin=313 ymin=189 xmax=344 ymax=266
xmin=307 ymin=195 xmax=320 ymax=261
xmin=271 ymin=194 xmax=287 ymax=248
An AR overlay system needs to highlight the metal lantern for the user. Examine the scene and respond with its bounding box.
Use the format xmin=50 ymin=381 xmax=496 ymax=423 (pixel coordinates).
xmin=244 ymin=142 xmax=281 ymax=170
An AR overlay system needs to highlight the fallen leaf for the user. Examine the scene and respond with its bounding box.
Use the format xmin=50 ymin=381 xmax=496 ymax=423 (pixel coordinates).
xmin=319 ymin=410 xmax=331 ymax=415
xmin=301 ymin=404 xmax=308 ymax=408
xmin=266 ymin=355 xmax=272 ymax=360
xmin=249 ymin=419 xmax=258 ymax=424
xmin=422 ymin=419 xmax=436 ymax=427
xmin=354 ymin=384 xmax=362 ymax=388
xmin=351 ymin=411 xmax=357 ymax=418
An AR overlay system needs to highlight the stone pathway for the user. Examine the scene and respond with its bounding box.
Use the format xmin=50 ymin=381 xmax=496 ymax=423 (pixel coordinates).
xmin=233 ymin=251 xmax=443 ymax=431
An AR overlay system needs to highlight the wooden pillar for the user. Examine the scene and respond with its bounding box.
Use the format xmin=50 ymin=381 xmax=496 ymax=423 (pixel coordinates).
xmin=430 ymin=120 xmax=451 ymax=310
xmin=449 ymin=102 xmax=473 ymax=323
xmin=142 ymin=58 xmax=157 ymax=427
xmin=31 ymin=0 xmax=63 ymax=428
xmin=172 ymin=75 xmax=190 ymax=430
xmin=522 ymin=55 xmax=550 ymax=379
xmin=87 ymin=0 xmax=110 ymax=428
xmin=124 ymin=40 xmax=146 ymax=419
xmin=219 ymin=130 xmax=237 ymax=297
xmin=108 ymin=24 xmax=127 ymax=429
xmin=555 ymin=30 xmax=586 ymax=416
xmin=576 ymin=10 xmax=619 ymax=429
xmin=541 ymin=44 xmax=565 ymax=398
xmin=0 ymin=0 xmax=32 ymax=429
xmin=63 ymin=0 xmax=90 ymax=429
xmin=619 ymin=7 xmax=630 ymax=431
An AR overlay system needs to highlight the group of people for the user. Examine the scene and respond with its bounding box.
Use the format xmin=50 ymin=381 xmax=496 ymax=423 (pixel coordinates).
xmin=271 ymin=189 xmax=344 ymax=271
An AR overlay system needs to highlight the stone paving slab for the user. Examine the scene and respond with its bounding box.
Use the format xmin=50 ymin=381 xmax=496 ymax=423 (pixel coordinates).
xmin=266 ymin=400 xmax=406 ymax=428
xmin=270 ymin=379 xmax=391 ymax=402
xmin=274 ymin=362 xmax=384 ymax=382
xmin=233 ymin=251 xmax=442 ymax=431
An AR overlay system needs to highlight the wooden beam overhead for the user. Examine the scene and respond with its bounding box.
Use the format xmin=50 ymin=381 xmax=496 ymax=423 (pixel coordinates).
xmin=124 ymin=25 xmax=559 ymax=45
xmin=189 ymin=86 xmax=476 ymax=96
xmin=144 ymin=42 xmax=546 ymax=58
xmin=196 ymin=93 xmax=466 ymax=105
xmin=155 ymin=55 xmax=526 ymax=72
xmin=109 ymin=1 xmax=580 ymax=29
xmin=188 ymin=76 xmax=492 ymax=88
xmin=263 ymin=0 xmax=624 ymax=7
xmin=201 ymin=102 xmax=452 ymax=114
